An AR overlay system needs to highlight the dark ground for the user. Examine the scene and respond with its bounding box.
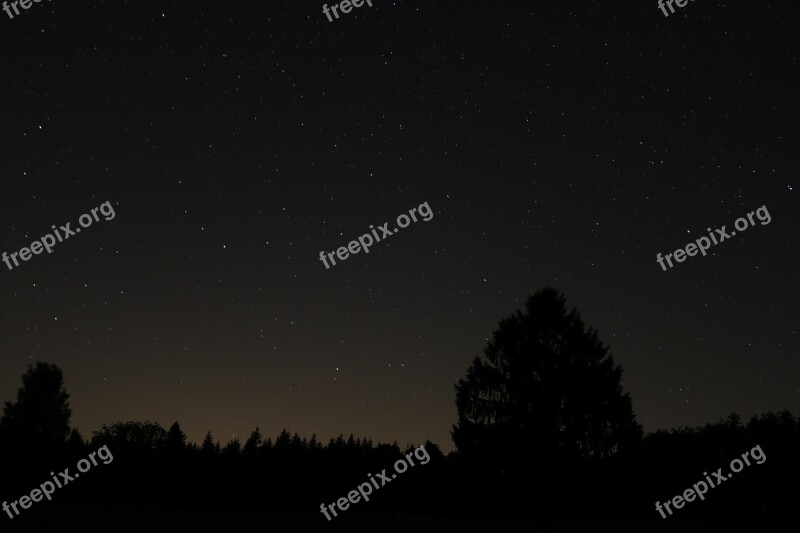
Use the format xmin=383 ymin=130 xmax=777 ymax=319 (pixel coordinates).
xmin=5 ymin=506 xmax=796 ymax=532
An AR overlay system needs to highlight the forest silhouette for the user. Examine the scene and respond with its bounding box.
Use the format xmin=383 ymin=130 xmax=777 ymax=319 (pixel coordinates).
xmin=1 ymin=289 xmax=798 ymax=526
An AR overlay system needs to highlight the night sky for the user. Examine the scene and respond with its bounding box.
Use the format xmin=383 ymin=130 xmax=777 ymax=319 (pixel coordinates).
xmin=1 ymin=0 xmax=797 ymax=452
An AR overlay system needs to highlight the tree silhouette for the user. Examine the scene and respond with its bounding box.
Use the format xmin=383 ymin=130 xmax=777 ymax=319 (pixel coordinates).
xmin=201 ymin=430 xmax=219 ymax=456
xmin=67 ymin=428 xmax=87 ymax=454
xmin=166 ymin=421 xmax=187 ymax=452
xmin=452 ymin=288 xmax=641 ymax=468
xmin=3 ymin=354 xmax=796 ymax=523
xmin=93 ymin=421 xmax=167 ymax=451
xmin=243 ymin=426 xmax=262 ymax=460
xmin=0 ymin=362 xmax=72 ymax=452
xmin=725 ymin=411 xmax=743 ymax=429
xmin=222 ymin=437 xmax=241 ymax=456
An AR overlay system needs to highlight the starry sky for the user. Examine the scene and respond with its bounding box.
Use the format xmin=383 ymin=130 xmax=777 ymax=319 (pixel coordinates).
xmin=0 ymin=1 xmax=797 ymax=452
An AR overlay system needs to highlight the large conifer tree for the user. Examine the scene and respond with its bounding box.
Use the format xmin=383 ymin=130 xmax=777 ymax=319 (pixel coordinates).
xmin=453 ymin=288 xmax=641 ymax=467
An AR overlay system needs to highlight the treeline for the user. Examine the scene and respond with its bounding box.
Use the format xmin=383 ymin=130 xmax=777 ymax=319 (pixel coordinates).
xmin=443 ymin=410 xmax=800 ymax=523
xmin=2 ymin=412 xmax=799 ymax=523
xmin=88 ymin=423 xmax=447 ymax=513
xmin=0 ymin=417 xmax=450 ymax=516
xmin=2 ymin=354 xmax=799 ymax=524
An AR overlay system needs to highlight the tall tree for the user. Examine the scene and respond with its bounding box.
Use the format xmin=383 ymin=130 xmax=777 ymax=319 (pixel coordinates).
xmin=0 ymin=362 xmax=72 ymax=451
xmin=201 ymin=430 xmax=219 ymax=456
xmin=452 ymin=288 xmax=641 ymax=467
xmin=243 ymin=427 xmax=263 ymax=459
xmin=166 ymin=421 xmax=187 ymax=452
